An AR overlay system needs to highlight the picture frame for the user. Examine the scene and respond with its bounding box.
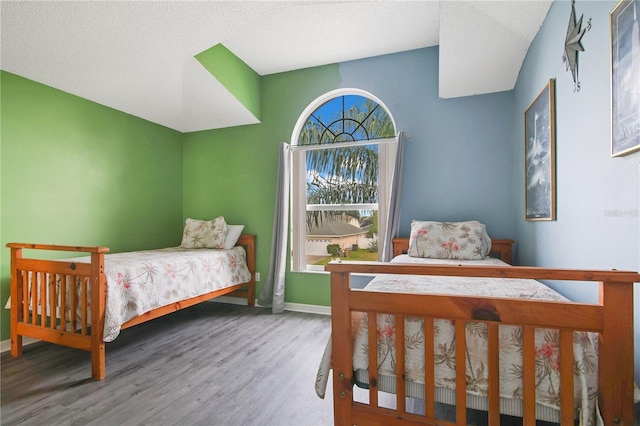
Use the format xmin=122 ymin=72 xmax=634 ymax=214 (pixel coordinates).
xmin=610 ymin=0 xmax=640 ymax=157
xmin=524 ymin=79 xmax=556 ymax=221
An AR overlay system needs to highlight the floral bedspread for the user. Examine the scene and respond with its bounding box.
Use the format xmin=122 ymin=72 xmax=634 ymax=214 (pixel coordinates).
xmin=69 ymin=246 xmax=251 ymax=341
xmin=315 ymin=256 xmax=599 ymax=424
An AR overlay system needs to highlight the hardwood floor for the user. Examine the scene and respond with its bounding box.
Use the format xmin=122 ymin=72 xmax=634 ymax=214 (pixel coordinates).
xmin=1 ymin=303 xmax=335 ymax=426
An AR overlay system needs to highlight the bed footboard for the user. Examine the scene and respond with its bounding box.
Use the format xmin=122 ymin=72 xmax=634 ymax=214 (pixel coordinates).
xmin=326 ymin=261 xmax=639 ymax=425
xmin=8 ymin=243 xmax=109 ymax=380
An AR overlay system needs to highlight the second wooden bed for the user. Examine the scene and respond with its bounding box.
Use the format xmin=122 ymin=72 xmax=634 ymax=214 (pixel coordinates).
xmin=7 ymin=234 xmax=256 ymax=380
xmin=321 ymin=237 xmax=637 ymax=425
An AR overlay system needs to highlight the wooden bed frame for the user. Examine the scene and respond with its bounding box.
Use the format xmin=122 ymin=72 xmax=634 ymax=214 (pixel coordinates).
xmin=7 ymin=234 xmax=256 ymax=381
xmin=327 ymin=237 xmax=638 ymax=425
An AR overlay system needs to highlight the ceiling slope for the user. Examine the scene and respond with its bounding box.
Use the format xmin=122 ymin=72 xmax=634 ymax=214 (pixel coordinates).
xmin=439 ymin=0 xmax=552 ymax=98
xmin=0 ymin=1 xmax=551 ymax=132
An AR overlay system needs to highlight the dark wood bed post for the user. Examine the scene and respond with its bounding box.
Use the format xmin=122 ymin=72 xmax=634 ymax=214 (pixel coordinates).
xmin=91 ymin=250 xmax=107 ymax=380
xmin=9 ymin=245 xmax=23 ymax=358
xmin=237 ymin=234 xmax=256 ymax=306
xmin=330 ymin=270 xmax=353 ymax=425
xmin=598 ymin=279 xmax=635 ymax=425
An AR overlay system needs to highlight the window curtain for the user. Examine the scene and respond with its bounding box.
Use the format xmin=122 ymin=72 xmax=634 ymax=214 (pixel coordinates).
xmin=258 ymin=142 xmax=291 ymax=313
xmin=381 ymin=131 xmax=405 ymax=262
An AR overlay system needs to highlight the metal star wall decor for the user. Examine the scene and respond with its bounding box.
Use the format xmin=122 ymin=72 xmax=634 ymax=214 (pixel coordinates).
xmin=563 ymin=0 xmax=591 ymax=91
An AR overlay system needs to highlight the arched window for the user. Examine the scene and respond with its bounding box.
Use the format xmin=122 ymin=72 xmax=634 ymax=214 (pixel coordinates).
xmin=291 ymin=89 xmax=397 ymax=272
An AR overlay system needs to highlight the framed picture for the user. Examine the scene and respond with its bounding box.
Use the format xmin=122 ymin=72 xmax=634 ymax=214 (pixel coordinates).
xmin=610 ymin=0 xmax=640 ymax=157
xmin=524 ymin=79 xmax=556 ymax=221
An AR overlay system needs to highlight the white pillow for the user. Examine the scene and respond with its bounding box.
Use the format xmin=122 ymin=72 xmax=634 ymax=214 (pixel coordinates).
xmin=180 ymin=217 xmax=227 ymax=249
xmin=223 ymin=225 xmax=245 ymax=249
xmin=407 ymin=220 xmax=491 ymax=260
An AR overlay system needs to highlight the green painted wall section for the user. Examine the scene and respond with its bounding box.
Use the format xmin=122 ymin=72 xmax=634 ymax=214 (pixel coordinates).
xmin=182 ymin=64 xmax=342 ymax=307
xmin=0 ymin=71 xmax=184 ymax=340
xmin=195 ymin=44 xmax=262 ymax=121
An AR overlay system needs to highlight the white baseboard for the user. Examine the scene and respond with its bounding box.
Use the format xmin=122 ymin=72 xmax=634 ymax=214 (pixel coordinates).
xmin=282 ymin=302 xmax=331 ymax=316
xmin=208 ymin=296 xmax=250 ymax=306
xmin=211 ymin=296 xmax=331 ymax=315
xmin=0 ymin=336 xmax=40 ymax=354
xmin=1 ymin=299 xmax=331 ymax=353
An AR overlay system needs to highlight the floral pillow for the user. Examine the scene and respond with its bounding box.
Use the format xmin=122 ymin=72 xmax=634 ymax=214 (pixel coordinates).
xmin=407 ymin=220 xmax=491 ymax=260
xmin=180 ymin=216 xmax=227 ymax=249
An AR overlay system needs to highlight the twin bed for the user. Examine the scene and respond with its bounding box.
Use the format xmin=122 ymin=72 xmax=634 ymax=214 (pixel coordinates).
xmin=7 ymin=218 xmax=256 ymax=380
xmin=6 ymin=218 xmax=639 ymax=424
xmin=316 ymin=221 xmax=638 ymax=425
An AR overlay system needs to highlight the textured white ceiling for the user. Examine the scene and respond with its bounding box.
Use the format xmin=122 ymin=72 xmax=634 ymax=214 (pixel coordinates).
xmin=0 ymin=1 xmax=551 ymax=133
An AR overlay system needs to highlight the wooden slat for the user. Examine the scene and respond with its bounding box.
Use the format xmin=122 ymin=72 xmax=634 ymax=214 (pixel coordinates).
xmin=60 ymin=275 xmax=67 ymax=330
xmin=39 ymin=271 xmax=46 ymax=327
xmin=16 ymin=323 xmax=92 ymax=351
xmin=349 ymin=290 xmax=603 ymax=331
xmin=29 ymin=272 xmax=38 ymax=325
xmin=424 ymin=317 xmax=435 ymax=419
xmin=326 ymin=261 xmax=640 ymax=283
xmin=70 ymin=276 xmax=77 ymax=333
xmin=522 ymin=326 xmax=536 ymax=423
xmin=16 ymin=258 xmax=93 ymax=276
xmin=49 ymin=273 xmax=56 ymax=329
xmin=368 ymin=312 xmax=379 ymax=408
xmin=81 ymin=277 xmax=88 ymax=335
xmin=455 ymin=321 xmax=466 ymax=425
xmin=559 ymin=329 xmax=574 ymax=425
xmin=23 ymin=272 xmax=32 ymax=325
xmin=395 ymin=314 xmax=406 ymax=415
xmin=487 ymin=323 xmax=500 ymax=425
xmin=7 ymin=242 xmax=109 ymax=253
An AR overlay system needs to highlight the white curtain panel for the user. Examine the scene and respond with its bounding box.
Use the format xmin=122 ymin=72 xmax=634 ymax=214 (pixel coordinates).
xmin=381 ymin=131 xmax=405 ymax=262
xmin=258 ymin=142 xmax=291 ymax=313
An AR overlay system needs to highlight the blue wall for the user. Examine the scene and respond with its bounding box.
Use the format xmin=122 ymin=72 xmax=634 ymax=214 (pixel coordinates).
xmin=340 ymin=48 xmax=517 ymax=240
xmin=513 ymin=0 xmax=640 ymax=380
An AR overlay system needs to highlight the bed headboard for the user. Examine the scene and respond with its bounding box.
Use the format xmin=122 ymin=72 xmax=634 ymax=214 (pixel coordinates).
xmin=392 ymin=237 xmax=514 ymax=264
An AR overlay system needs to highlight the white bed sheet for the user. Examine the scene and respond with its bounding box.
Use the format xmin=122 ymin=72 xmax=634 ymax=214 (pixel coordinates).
xmin=12 ymin=246 xmax=252 ymax=342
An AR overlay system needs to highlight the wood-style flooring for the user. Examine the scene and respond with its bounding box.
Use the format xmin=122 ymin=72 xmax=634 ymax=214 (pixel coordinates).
xmin=1 ymin=303 xmax=334 ymax=426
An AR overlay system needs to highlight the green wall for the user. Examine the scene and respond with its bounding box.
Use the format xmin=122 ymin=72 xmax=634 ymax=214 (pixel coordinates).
xmin=182 ymin=64 xmax=341 ymax=306
xmin=0 ymin=71 xmax=184 ymax=340
xmin=195 ymin=44 xmax=262 ymax=120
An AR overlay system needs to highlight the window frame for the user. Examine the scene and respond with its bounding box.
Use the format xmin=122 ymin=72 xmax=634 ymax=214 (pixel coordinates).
xmin=290 ymin=88 xmax=397 ymax=273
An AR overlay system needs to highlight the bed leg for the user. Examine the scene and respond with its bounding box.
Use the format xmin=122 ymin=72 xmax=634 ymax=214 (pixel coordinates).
xmin=331 ymin=271 xmax=353 ymax=426
xmin=9 ymin=247 xmax=23 ymax=357
xmin=91 ymin=251 xmax=106 ymax=380
xmin=91 ymin=343 xmax=106 ymax=380
xmin=599 ymin=280 xmax=634 ymax=425
xmin=247 ymin=280 xmax=256 ymax=307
